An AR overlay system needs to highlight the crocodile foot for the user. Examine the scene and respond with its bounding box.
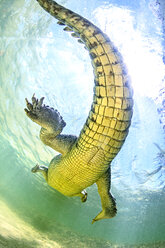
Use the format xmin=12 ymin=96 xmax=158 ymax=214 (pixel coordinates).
xmin=92 ymin=203 xmax=117 ymax=224
xmin=81 ymin=190 xmax=88 ymax=203
xmin=24 ymin=94 xmax=66 ymax=134
xmin=31 ymin=164 xmax=40 ymax=173
xmin=31 ymin=164 xmax=48 ymax=173
xmin=31 ymin=164 xmax=48 ymax=182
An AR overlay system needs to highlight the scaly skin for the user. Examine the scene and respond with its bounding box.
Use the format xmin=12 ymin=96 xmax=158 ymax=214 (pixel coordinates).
xmin=25 ymin=0 xmax=133 ymax=223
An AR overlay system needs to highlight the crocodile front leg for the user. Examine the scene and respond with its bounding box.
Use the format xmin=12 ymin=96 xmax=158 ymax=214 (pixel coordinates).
xmin=25 ymin=94 xmax=77 ymax=155
xmin=25 ymin=94 xmax=66 ymax=134
xmin=92 ymin=168 xmax=117 ymax=223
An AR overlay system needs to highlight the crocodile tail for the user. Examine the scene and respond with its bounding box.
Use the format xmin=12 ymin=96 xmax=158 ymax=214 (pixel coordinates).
xmin=36 ymin=0 xmax=133 ymax=162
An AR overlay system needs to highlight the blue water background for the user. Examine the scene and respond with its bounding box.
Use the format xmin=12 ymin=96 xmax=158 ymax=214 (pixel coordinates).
xmin=0 ymin=0 xmax=165 ymax=247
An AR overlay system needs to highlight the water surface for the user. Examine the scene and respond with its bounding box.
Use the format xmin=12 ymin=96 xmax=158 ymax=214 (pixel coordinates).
xmin=0 ymin=0 xmax=165 ymax=247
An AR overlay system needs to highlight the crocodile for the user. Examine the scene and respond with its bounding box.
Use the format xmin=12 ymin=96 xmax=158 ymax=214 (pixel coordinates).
xmin=24 ymin=0 xmax=133 ymax=223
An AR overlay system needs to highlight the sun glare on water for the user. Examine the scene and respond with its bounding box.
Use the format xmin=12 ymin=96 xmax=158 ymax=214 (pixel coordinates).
xmin=94 ymin=5 xmax=164 ymax=99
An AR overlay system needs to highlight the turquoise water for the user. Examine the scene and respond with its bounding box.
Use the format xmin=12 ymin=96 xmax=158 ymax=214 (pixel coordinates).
xmin=0 ymin=0 xmax=165 ymax=247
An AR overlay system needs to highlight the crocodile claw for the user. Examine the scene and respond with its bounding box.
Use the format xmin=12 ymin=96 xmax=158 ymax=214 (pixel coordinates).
xmin=24 ymin=94 xmax=66 ymax=133
xmin=25 ymin=98 xmax=33 ymax=111
xmin=31 ymin=164 xmax=40 ymax=173
xmin=38 ymin=97 xmax=45 ymax=108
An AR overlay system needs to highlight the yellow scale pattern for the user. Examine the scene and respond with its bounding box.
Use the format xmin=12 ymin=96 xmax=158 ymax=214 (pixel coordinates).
xmin=47 ymin=0 xmax=132 ymax=164
xmin=38 ymin=0 xmax=133 ymax=192
xmin=76 ymin=31 xmax=133 ymax=162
